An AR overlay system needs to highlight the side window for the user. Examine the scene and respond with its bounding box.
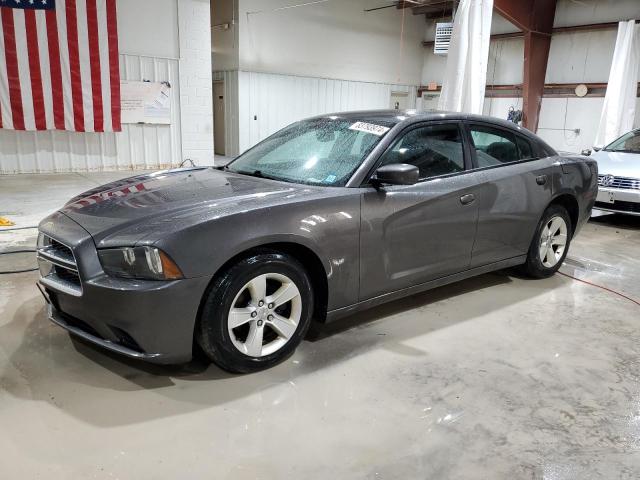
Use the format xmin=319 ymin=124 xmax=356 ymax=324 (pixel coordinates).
xmin=470 ymin=125 xmax=520 ymax=167
xmin=516 ymin=136 xmax=535 ymax=160
xmin=379 ymin=124 xmax=465 ymax=180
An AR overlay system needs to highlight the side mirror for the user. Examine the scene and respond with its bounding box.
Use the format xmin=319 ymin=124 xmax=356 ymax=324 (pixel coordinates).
xmin=373 ymin=163 xmax=419 ymax=186
xmin=581 ymin=149 xmax=592 ymax=156
xmin=593 ymin=146 xmax=602 ymax=152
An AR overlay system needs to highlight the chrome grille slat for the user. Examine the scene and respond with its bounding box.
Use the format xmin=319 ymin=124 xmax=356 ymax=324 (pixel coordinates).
xmin=37 ymin=234 xmax=82 ymax=296
xmin=37 ymin=248 xmax=78 ymax=271
xmin=598 ymin=174 xmax=640 ymax=190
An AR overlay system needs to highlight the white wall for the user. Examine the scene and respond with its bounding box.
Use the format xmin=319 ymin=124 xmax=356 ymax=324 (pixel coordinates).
xmin=235 ymin=71 xmax=417 ymax=154
xmin=0 ymin=0 xmax=213 ymax=174
xmin=545 ymin=30 xmax=617 ymax=84
xmin=422 ymin=37 xmax=524 ymax=86
xmin=213 ymin=0 xmax=426 ymax=156
xmin=117 ymin=0 xmax=179 ymax=58
xmin=236 ymin=0 xmax=425 ymax=86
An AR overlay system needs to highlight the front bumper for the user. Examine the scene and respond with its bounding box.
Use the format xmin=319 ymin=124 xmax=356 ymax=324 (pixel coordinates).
xmin=594 ymin=187 xmax=640 ymax=216
xmin=38 ymin=211 xmax=211 ymax=364
xmin=43 ymin=295 xmax=161 ymax=361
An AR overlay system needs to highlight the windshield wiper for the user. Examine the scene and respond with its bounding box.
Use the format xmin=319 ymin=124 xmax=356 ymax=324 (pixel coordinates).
xmin=234 ymin=169 xmax=282 ymax=181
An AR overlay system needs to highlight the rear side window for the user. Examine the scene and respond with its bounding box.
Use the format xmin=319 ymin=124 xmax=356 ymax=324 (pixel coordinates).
xmin=469 ymin=125 xmax=520 ymax=166
xmin=378 ymin=123 xmax=465 ymax=180
xmin=515 ymin=136 xmax=535 ymax=160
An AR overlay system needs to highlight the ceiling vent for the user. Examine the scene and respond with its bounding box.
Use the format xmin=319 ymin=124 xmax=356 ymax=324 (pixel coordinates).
xmin=434 ymin=22 xmax=453 ymax=55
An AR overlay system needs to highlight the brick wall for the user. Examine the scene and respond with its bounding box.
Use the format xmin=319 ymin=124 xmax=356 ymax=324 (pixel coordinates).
xmin=178 ymin=0 xmax=214 ymax=165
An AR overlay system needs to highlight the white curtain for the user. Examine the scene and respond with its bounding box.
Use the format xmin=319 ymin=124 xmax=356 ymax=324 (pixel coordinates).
xmin=594 ymin=20 xmax=640 ymax=147
xmin=438 ymin=0 xmax=494 ymax=114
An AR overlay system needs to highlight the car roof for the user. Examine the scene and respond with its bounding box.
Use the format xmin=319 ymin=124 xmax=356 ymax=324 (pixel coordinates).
xmin=309 ymin=109 xmax=541 ymax=139
xmin=309 ymin=109 xmax=557 ymax=156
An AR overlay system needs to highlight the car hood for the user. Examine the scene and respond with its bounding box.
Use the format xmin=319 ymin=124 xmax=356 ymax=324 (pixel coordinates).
xmin=60 ymin=167 xmax=321 ymax=244
xmin=591 ymin=150 xmax=640 ymax=178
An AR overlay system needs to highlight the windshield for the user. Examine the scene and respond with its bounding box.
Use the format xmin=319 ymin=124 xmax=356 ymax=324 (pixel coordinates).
xmin=226 ymin=118 xmax=393 ymax=186
xmin=604 ymin=130 xmax=640 ymax=153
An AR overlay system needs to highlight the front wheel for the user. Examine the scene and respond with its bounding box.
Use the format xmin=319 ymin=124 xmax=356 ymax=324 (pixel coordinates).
xmin=196 ymin=252 xmax=314 ymax=373
xmin=520 ymin=204 xmax=572 ymax=278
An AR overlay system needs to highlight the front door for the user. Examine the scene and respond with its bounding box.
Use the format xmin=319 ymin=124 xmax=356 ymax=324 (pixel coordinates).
xmin=359 ymin=122 xmax=481 ymax=301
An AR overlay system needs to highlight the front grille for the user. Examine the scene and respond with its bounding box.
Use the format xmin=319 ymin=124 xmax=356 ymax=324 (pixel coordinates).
xmin=49 ymin=238 xmax=74 ymax=261
xmin=54 ymin=265 xmax=81 ymax=284
xmin=595 ymin=200 xmax=640 ymax=214
xmin=37 ymin=234 xmax=82 ymax=296
xmin=598 ymin=175 xmax=640 ymax=190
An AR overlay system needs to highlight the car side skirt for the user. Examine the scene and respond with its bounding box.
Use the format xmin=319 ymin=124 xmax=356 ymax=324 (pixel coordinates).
xmin=325 ymin=255 xmax=527 ymax=323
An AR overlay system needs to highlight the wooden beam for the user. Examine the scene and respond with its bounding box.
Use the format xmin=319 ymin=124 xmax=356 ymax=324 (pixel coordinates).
xmin=492 ymin=0 xmax=557 ymax=131
xmin=411 ymin=1 xmax=451 ymax=15
xmin=522 ymin=31 xmax=552 ymax=131
xmin=493 ymin=0 xmax=535 ymax=31
xmin=417 ymin=82 xmax=640 ymax=99
xmin=423 ymin=8 xmax=453 ymax=19
xmin=396 ymin=0 xmax=432 ymax=9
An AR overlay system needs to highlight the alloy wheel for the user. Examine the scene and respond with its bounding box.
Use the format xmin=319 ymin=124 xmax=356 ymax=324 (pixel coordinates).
xmin=227 ymin=273 xmax=302 ymax=357
xmin=539 ymin=216 xmax=568 ymax=268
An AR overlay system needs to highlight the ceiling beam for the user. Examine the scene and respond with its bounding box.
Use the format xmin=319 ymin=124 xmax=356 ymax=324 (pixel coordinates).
xmin=423 ymin=8 xmax=453 ymax=19
xmin=410 ymin=1 xmax=451 ymax=14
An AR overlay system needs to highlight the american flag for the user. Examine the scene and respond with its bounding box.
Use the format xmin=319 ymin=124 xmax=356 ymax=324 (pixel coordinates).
xmin=0 ymin=0 xmax=120 ymax=132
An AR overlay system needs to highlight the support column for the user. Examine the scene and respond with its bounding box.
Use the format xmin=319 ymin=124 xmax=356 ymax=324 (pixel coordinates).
xmin=494 ymin=0 xmax=557 ymax=132
xmin=178 ymin=0 xmax=214 ymax=165
xmin=522 ymin=31 xmax=552 ymax=131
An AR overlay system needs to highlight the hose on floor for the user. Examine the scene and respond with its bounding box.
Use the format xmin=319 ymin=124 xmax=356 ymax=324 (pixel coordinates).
xmin=558 ymin=271 xmax=640 ymax=307
xmin=0 ymin=225 xmax=38 ymax=232
xmin=0 ymin=227 xmax=39 ymax=274
xmin=0 ymin=249 xmax=38 ymax=274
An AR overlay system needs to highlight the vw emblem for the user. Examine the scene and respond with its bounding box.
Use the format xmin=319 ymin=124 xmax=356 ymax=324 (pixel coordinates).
xmin=600 ymin=174 xmax=615 ymax=187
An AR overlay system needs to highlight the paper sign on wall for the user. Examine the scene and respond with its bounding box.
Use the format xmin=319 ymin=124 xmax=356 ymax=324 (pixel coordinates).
xmin=121 ymin=81 xmax=172 ymax=125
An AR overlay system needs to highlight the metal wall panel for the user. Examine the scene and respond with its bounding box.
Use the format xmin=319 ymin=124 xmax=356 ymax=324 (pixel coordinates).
xmin=0 ymin=54 xmax=182 ymax=174
xmin=213 ymin=70 xmax=240 ymax=157
xmin=235 ymin=71 xmax=417 ymax=154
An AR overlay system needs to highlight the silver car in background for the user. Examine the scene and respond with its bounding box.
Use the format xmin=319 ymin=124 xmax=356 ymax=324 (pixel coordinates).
xmin=592 ymin=128 xmax=640 ymax=216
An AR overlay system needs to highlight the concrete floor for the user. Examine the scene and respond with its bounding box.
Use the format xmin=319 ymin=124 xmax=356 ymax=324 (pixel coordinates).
xmin=1 ymin=172 xmax=640 ymax=479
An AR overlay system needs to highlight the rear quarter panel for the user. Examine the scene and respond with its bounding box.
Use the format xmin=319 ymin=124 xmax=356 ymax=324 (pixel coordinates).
xmin=551 ymin=155 xmax=598 ymax=234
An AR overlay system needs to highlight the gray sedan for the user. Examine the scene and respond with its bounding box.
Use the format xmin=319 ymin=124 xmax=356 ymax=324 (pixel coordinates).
xmin=37 ymin=111 xmax=598 ymax=373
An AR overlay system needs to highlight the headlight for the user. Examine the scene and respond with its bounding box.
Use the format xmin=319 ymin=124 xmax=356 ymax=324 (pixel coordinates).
xmin=98 ymin=246 xmax=183 ymax=280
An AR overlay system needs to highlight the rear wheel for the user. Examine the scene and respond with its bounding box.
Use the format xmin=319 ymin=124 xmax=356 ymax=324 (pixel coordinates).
xmin=196 ymin=252 xmax=313 ymax=373
xmin=521 ymin=204 xmax=572 ymax=278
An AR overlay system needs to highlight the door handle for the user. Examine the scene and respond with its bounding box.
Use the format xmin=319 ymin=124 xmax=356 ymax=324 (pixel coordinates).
xmin=460 ymin=193 xmax=475 ymax=205
xmin=536 ymin=175 xmax=547 ymax=185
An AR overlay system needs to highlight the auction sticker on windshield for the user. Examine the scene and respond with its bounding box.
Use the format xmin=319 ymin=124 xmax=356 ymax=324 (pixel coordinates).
xmin=349 ymin=122 xmax=390 ymax=136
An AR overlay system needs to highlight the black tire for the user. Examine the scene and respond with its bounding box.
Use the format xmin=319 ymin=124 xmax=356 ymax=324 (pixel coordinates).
xmin=520 ymin=204 xmax=572 ymax=279
xmin=196 ymin=251 xmax=314 ymax=373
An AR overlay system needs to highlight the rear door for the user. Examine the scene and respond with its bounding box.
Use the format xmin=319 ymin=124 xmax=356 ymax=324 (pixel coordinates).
xmin=359 ymin=121 xmax=482 ymax=300
xmin=465 ymin=122 xmax=553 ymax=267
